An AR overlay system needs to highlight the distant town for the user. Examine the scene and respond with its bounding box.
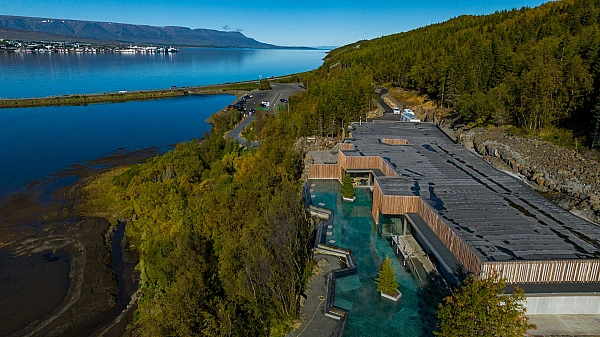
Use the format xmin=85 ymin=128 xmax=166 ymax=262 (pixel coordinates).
xmin=0 ymin=38 xmax=179 ymax=53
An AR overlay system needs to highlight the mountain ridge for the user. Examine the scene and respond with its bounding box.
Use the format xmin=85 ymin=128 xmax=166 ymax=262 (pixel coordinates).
xmin=0 ymin=15 xmax=279 ymax=48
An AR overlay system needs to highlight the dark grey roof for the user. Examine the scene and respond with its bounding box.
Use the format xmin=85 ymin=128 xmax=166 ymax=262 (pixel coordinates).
xmin=348 ymin=122 xmax=600 ymax=262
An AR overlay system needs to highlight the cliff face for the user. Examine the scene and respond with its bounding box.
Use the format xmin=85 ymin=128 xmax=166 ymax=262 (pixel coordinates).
xmin=0 ymin=15 xmax=277 ymax=48
xmin=458 ymin=127 xmax=600 ymax=224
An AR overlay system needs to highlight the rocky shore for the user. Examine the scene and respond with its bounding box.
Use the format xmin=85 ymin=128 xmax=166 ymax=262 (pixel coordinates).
xmin=457 ymin=127 xmax=600 ymax=224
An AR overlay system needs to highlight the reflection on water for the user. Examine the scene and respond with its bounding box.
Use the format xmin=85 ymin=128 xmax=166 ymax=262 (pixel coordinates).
xmin=0 ymin=95 xmax=233 ymax=199
xmin=0 ymin=48 xmax=326 ymax=98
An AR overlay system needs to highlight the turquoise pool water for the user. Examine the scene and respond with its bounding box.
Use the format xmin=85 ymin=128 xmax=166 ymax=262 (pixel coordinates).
xmin=310 ymin=180 xmax=435 ymax=337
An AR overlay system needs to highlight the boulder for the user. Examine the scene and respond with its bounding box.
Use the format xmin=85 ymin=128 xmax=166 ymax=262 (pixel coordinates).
xmin=535 ymin=177 xmax=545 ymax=186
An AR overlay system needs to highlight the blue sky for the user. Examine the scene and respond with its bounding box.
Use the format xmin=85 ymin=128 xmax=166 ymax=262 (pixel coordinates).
xmin=2 ymin=0 xmax=549 ymax=47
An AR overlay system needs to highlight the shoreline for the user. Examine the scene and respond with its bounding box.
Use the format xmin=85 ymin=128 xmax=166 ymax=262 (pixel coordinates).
xmin=0 ymin=82 xmax=258 ymax=109
xmin=0 ymin=147 xmax=163 ymax=336
xmin=0 ymin=89 xmax=251 ymax=335
xmin=0 ymin=72 xmax=305 ymax=109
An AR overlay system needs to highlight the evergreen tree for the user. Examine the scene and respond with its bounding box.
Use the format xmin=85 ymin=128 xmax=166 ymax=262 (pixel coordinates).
xmin=375 ymin=255 xmax=399 ymax=295
xmin=259 ymin=79 xmax=271 ymax=90
xmin=434 ymin=275 xmax=536 ymax=337
xmin=341 ymin=173 xmax=355 ymax=199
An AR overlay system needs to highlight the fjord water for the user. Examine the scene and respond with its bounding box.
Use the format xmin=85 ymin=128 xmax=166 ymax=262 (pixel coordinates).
xmin=0 ymin=95 xmax=233 ymax=198
xmin=0 ymin=48 xmax=326 ymax=98
xmin=0 ymin=48 xmax=325 ymax=199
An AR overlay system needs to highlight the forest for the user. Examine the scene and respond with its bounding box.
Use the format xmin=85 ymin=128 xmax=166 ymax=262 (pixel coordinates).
xmin=284 ymin=0 xmax=600 ymax=146
xmin=85 ymin=109 xmax=313 ymax=336
xmin=83 ymin=1 xmax=600 ymax=335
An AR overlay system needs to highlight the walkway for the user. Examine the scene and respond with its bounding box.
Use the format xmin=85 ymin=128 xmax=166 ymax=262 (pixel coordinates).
xmin=529 ymin=315 xmax=600 ymax=336
xmin=227 ymin=115 xmax=257 ymax=147
xmin=392 ymin=234 xmax=436 ymax=286
xmin=286 ymin=254 xmax=341 ymax=337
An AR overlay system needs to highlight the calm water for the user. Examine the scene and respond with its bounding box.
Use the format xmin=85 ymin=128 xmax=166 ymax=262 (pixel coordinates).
xmin=311 ymin=180 xmax=435 ymax=337
xmin=0 ymin=48 xmax=324 ymax=199
xmin=0 ymin=48 xmax=326 ymax=98
xmin=0 ymin=95 xmax=233 ymax=198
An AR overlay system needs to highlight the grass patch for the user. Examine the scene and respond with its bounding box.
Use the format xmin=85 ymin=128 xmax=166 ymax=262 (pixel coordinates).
xmin=80 ymin=166 xmax=132 ymax=223
xmin=388 ymin=88 xmax=437 ymax=110
xmin=217 ymin=82 xmax=260 ymax=91
xmin=0 ymin=90 xmax=186 ymax=109
xmin=242 ymin=120 xmax=257 ymax=141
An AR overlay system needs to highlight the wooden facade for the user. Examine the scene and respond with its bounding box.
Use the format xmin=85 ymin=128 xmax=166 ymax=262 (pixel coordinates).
xmin=309 ymin=164 xmax=343 ymax=181
xmin=307 ymin=149 xmax=398 ymax=181
xmin=336 ymin=151 xmax=399 ymax=177
xmin=308 ymin=143 xmax=600 ymax=284
xmin=482 ymin=260 xmax=600 ymax=283
xmin=371 ymin=179 xmax=483 ymax=276
xmin=338 ymin=143 xmax=355 ymax=151
xmin=381 ymin=138 xmax=409 ymax=145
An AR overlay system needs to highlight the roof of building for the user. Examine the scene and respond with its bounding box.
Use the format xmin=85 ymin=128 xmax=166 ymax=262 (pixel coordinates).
xmin=346 ymin=122 xmax=600 ymax=263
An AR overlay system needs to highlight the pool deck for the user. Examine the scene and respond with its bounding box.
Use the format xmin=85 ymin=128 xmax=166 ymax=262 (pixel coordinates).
xmin=286 ymin=254 xmax=341 ymax=337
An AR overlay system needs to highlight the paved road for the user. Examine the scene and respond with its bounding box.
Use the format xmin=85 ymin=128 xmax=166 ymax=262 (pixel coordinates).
xmin=376 ymin=87 xmax=403 ymax=121
xmin=229 ymin=115 xmax=256 ymax=147
xmin=250 ymin=82 xmax=304 ymax=114
xmin=227 ymin=82 xmax=304 ymax=146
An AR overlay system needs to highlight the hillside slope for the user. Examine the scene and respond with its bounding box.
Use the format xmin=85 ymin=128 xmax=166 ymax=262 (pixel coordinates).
xmin=0 ymin=15 xmax=277 ymax=48
xmin=290 ymin=0 xmax=600 ymax=144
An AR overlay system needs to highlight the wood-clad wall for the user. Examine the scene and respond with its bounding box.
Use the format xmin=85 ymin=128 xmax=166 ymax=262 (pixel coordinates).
xmin=378 ymin=157 xmax=399 ymax=177
xmin=337 ymin=150 xmax=398 ymax=177
xmin=372 ymin=179 xmax=482 ymax=276
xmin=339 ymin=143 xmax=355 ymax=151
xmin=381 ymin=138 xmax=409 ymax=145
xmin=312 ymin=145 xmax=600 ymax=284
xmin=482 ymin=259 xmax=600 ymax=283
xmin=416 ymin=198 xmax=483 ymax=276
xmin=309 ymin=164 xmax=343 ymax=181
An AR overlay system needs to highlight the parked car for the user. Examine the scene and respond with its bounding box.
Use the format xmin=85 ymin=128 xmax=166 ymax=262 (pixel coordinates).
xmin=280 ymin=98 xmax=288 ymax=103
xmin=393 ymin=107 xmax=401 ymax=114
xmin=261 ymin=100 xmax=270 ymax=107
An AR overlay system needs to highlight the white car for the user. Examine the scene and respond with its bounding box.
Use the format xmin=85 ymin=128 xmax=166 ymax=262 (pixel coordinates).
xmin=261 ymin=100 xmax=270 ymax=107
xmin=393 ymin=107 xmax=401 ymax=114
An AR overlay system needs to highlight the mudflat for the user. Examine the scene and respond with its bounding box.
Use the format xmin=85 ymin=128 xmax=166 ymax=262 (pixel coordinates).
xmin=0 ymin=148 xmax=153 ymax=336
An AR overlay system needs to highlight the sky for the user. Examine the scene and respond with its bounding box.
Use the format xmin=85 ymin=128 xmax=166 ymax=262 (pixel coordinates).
xmin=1 ymin=0 xmax=550 ymax=47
